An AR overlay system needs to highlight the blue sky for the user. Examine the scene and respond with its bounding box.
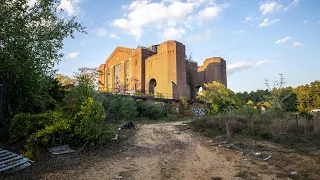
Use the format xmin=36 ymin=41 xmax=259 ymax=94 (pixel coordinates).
xmin=54 ymin=0 xmax=320 ymax=92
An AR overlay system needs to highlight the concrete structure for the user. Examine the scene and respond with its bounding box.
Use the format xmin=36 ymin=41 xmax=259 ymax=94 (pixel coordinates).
xmin=98 ymin=40 xmax=227 ymax=100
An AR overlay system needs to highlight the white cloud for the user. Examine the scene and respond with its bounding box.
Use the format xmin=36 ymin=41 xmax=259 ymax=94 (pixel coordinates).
xmin=258 ymin=18 xmax=280 ymax=27
xmin=245 ymin=16 xmax=253 ymax=22
xmin=158 ymin=27 xmax=185 ymax=40
xmin=293 ymin=42 xmax=301 ymax=47
xmin=245 ymin=16 xmax=262 ymax=22
xmin=187 ymin=0 xmax=217 ymax=7
xmin=284 ymin=0 xmax=300 ymax=11
xmin=260 ymin=1 xmax=283 ymax=15
xmin=227 ymin=62 xmax=252 ymax=75
xmin=303 ymin=20 xmax=308 ymax=24
xmin=276 ymin=37 xmax=290 ymax=44
xmin=227 ymin=60 xmax=272 ymax=74
xmin=66 ymin=52 xmax=79 ymax=59
xmin=95 ymin=28 xmax=108 ymax=37
xmin=293 ymin=0 xmax=299 ymax=6
xmin=163 ymin=0 xmax=180 ymax=3
xmin=111 ymin=0 xmax=228 ymax=41
xmin=196 ymin=2 xmax=229 ymax=22
xmin=186 ymin=28 xmax=214 ymax=42
xmin=58 ymin=0 xmax=81 ymax=16
xmin=233 ymin=30 xmax=244 ymax=35
xmin=109 ymin=33 xmax=120 ymax=39
xmin=196 ymin=6 xmax=221 ymax=22
xmin=256 ymin=60 xmax=270 ymax=65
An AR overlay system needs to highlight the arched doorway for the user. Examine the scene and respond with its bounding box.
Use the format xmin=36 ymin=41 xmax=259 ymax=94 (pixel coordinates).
xmin=149 ymin=79 xmax=157 ymax=94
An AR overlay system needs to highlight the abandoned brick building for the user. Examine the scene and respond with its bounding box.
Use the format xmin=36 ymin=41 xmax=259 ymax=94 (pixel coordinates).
xmin=98 ymin=40 xmax=227 ymax=100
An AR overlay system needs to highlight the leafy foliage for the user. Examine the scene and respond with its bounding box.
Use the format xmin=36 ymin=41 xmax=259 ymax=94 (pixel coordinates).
xmin=101 ymin=94 xmax=138 ymax=123
xmin=280 ymin=89 xmax=297 ymax=112
xmin=294 ymin=81 xmax=320 ymax=111
xmin=299 ymin=110 xmax=313 ymax=121
xmin=228 ymin=105 xmax=259 ymax=117
xmin=56 ymin=74 xmax=75 ymax=86
xmin=63 ymin=80 xmax=94 ymax=115
xmin=180 ymin=96 xmax=189 ymax=111
xmin=136 ymin=101 xmax=168 ymax=120
xmin=10 ymin=111 xmax=64 ymax=141
xmin=0 ymin=0 xmax=85 ymax=123
xmin=197 ymin=81 xmax=237 ymax=114
xmin=74 ymin=97 xmax=114 ymax=142
xmin=235 ymin=75 xmax=320 ymax=113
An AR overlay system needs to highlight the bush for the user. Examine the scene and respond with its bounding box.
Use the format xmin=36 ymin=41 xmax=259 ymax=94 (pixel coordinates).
xmin=74 ymin=97 xmax=115 ymax=142
xmin=248 ymin=125 xmax=273 ymax=140
xmin=264 ymin=104 xmax=285 ymax=119
xmin=228 ymin=105 xmax=259 ymax=117
xmin=136 ymin=101 xmax=168 ymax=120
xmin=11 ymin=96 xmax=116 ymax=158
xmin=181 ymin=96 xmax=189 ymax=111
xmin=300 ymin=110 xmax=313 ymax=120
xmin=63 ymin=82 xmax=94 ymax=115
xmin=100 ymin=94 xmax=138 ymax=123
xmin=189 ymin=116 xmax=252 ymax=137
xmin=10 ymin=111 xmax=66 ymax=141
xmin=10 ymin=111 xmax=73 ymax=158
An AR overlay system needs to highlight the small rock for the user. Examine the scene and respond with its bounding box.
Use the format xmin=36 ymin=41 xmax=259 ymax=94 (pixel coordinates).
xmin=68 ymin=170 xmax=74 ymax=173
xmin=290 ymin=171 xmax=297 ymax=175
xmin=254 ymin=152 xmax=262 ymax=156
xmin=113 ymin=176 xmax=123 ymax=179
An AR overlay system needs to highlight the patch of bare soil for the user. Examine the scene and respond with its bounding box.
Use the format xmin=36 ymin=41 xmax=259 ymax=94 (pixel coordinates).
xmin=4 ymin=121 xmax=318 ymax=180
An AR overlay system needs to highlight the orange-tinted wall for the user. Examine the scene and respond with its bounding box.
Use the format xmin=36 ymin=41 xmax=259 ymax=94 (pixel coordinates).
xmin=98 ymin=41 xmax=227 ymax=100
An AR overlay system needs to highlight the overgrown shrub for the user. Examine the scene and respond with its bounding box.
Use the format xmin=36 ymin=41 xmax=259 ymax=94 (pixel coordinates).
xmin=181 ymin=96 xmax=189 ymax=111
xmin=10 ymin=111 xmax=73 ymax=158
xmin=228 ymin=105 xmax=259 ymax=117
xmin=248 ymin=125 xmax=273 ymax=140
xmin=74 ymin=97 xmax=115 ymax=142
xmin=189 ymin=116 xmax=252 ymax=137
xmin=300 ymin=110 xmax=313 ymax=120
xmin=136 ymin=101 xmax=168 ymax=120
xmin=100 ymin=94 xmax=138 ymax=123
xmin=63 ymin=82 xmax=94 ymax=115
xmin=189 ymin=115 xmax=273 ymax=140
xmin=10 ymin=111 xmax=67 ymax=141
xmin=11 ymin=96 xmax=116 ymax=158
xmin=264 ymin=104 xmax=285 ymax=119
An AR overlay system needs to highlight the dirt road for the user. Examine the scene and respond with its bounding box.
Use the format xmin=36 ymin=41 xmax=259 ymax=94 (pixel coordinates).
xmin=7 ymin=121 xmax=282 ymax=180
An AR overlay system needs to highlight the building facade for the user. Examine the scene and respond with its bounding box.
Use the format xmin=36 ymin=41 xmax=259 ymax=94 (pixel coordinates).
xmin=98 ymin=40 xmax=227 ymax=100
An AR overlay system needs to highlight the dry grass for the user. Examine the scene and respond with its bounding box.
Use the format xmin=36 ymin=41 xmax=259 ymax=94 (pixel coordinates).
xmin=188 ymin=113 xmax=320 ymax=179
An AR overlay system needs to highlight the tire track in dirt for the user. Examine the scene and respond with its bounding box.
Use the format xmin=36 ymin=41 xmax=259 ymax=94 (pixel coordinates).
xmin=33 ymin=121 xmax=280 ymax=180
xmin=105 ymin=122 xmax=240 ymax=180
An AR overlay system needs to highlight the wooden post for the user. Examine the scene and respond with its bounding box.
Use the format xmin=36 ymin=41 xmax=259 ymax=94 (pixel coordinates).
xmin=296 ymin=113 xmax=298 ymax=129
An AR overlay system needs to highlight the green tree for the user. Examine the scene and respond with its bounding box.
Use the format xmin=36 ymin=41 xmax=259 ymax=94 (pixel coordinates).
xmin=294 ymin=81 xmax=320 ymax=111
xmin=264 ymin=74 xmax=291 ymax=105
xmin=197 ymin=81 xmax=237 ymax=114
xmin=0 ymin=0 xmax=85 ymax=123
xmin=280 ymin=89 xmax=297 ymax=112
xmin=56 ymin=74 xmax=75 ymax=86
xmin=235 ymin=91 xmax=250 ymax=106
xmin=74 ymin=67 xmax=100 ymax=89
